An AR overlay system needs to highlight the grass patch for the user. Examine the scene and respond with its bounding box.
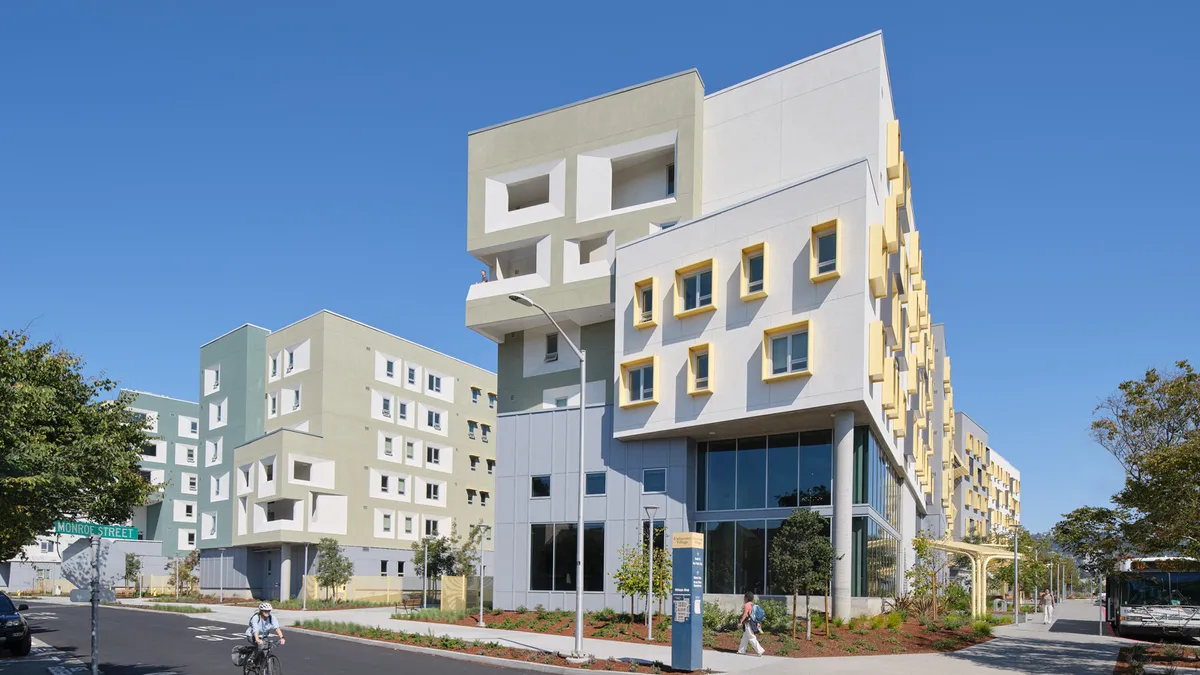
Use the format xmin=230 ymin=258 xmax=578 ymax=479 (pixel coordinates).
xmin=109 ymin=603 xmax=212 ymax=613
xmin=253 ymin=598 xmax=394 ymax=611
xmin=972 ymin=620 xmax=993 ymax=637
xmin=397 ymin=609 xmax=469 ymax=622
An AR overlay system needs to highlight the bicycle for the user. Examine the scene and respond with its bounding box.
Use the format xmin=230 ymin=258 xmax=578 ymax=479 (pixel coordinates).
xmin=242 ymin=635 xmax=282 ymax=675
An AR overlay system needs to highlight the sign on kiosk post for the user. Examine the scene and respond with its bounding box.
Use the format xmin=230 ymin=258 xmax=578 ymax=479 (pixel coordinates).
xmin=671 ymin=532 xmax=704 ymax=671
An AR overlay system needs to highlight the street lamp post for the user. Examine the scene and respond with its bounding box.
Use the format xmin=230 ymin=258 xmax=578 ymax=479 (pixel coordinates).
xmin=509 ymin=293 xmax=587 ymax=657
xmin=644 ymin=505 xmax=659 ymax=641
xmin=218 ymin=548 xmax=225 ymax=604
xmin=302 ymin=544 xmax=309 ymax=611
xmin=423 ymin=537 xmax=429 ymax=610
xmin=476 ymin=524 xmax=490 ymax=627
xmin=1012 ymin=525 xmax=1019 ymax=625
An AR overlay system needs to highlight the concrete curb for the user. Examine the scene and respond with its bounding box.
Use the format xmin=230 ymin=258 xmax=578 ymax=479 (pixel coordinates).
xmin=288 ymin=625 xmax=642 ymax=675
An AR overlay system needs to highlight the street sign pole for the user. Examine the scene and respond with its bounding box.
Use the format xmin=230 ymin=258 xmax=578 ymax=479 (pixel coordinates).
xmin=91 ymin=535 xmax=100 ymax=675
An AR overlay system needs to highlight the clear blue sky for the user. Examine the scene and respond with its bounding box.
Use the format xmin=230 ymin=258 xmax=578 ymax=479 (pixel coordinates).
xmin=3 ymin=2 xmax=1197 ymax=534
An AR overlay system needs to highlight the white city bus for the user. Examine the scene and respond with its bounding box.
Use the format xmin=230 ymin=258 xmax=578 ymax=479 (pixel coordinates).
xmin=1106 ymin=557 xmax=1200 ymax=638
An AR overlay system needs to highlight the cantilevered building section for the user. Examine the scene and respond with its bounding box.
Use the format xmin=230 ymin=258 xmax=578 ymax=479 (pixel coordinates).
xmin=465 ymin=31 xmax=1001 ymax=617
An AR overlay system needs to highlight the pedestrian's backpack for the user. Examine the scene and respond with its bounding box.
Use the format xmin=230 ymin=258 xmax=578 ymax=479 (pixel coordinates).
xmin=750 ymin=603 xmax=765 ymax=624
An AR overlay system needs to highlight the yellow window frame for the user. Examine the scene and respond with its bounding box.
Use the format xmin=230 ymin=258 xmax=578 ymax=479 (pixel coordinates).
xmin=674 ymin=258 xmax=718 ymax=319
xmin=809 ymin=219 xmax=841 ymax=283
xmin=740 ymin=243 xmax=768 ymax=301
xmin=633 ymin=277 xmax=657 ymax=329
xmin=687 ymin=343 xmax=713 ymax=396
xmin=619 ymin=355 xmax=659 ymax=409
xmin=762 ymin=318 xmax=813 ymax=382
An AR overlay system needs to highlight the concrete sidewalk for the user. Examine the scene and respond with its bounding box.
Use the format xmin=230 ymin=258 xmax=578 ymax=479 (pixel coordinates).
xmin=68 ymin=596 xmax=1125 ymax=674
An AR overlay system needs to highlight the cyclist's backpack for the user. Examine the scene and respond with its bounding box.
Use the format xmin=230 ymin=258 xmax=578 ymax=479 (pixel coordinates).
xmin=750 ymin=603 xmax=765 ymax=624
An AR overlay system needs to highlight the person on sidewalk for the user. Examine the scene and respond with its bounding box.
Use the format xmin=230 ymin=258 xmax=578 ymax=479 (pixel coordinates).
xmin=737 ymin=591 xmax=765 ymax=657
xmin=1042 ymin=589 xmax=1054 ymax=624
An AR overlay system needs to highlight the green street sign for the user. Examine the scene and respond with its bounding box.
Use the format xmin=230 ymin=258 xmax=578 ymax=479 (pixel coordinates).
xmin=54 ymin=520 xmax=140 ymax=540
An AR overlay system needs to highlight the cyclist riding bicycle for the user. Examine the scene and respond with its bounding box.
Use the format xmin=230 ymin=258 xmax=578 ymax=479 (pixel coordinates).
xmin=245 ymin=602 xmax=286 ymax=660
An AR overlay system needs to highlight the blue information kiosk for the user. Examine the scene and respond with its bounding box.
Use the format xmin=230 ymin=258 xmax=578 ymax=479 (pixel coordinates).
xmin=670 ymin=532 xmax=704 ymax=671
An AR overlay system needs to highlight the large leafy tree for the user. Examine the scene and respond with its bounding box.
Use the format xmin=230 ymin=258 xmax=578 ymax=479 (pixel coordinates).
xmin=1083 ymin=361 xmax=1200 ymax=559
xmin=768 ymin=509 xmax=834 ymax=638
xmin=1051 ymin=506 xmax=1128 ymax=578
xmin=315 ymin=537 xmax=353 ymax=600
xmin=0 ymin=330 xmax=154 ymax=560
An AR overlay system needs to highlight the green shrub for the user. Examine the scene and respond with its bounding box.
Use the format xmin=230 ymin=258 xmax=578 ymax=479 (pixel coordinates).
xmin=701 ymin=601 xmax=738 ymax=632
xmin=942 ymin=614 xmax=967 ymax=631
xmin=760 ymin=599 xmax=789 ymax=634
xmin=887 ymin=612 xmax=903 ymax=629
xmin=933 ymin=637 xmax=962 ymax=651
xmin=972 ymin=620 xmax=993 ymax=637
xmin=832 ymin=617 xmax=844 ymax=628
xmin=869 ymin=615 xmax=884 ymax=630
xmin=848 ymin=616 xmax=860 ymax=631
xmin=944 ymin=584 xmax=971 ymax=614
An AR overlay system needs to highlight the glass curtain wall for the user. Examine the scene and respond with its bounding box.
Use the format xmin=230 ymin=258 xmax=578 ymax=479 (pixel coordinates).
xmin=852 ymin=427 xmax=901 ymax=529
xmin=695 ymin=518 xmax=831 ymax=596
xmin=529 ymin=523 xmax=605 ymax=592
xmin=697 ymin=432 xmax=832 ymax=512
xmin=850 ymin=517 xmax=900 ymax=597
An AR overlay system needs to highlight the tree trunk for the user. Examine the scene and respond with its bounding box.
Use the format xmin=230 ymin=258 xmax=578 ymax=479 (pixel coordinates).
xmin=792 ymin=589 xmax=798 ymax=638
xmin=824 ymin=582 xmax=830 ymax=637
xmin=806 ymin=594 xmax=812 ymax=641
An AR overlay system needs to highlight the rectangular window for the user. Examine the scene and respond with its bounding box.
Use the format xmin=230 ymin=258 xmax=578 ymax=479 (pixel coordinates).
xmin=382 ymin=515 xmax=392 ymax=533
xmin=406 ymin=441 xmax=415 ymax=460
xmin=467 ymin=489 xmax=475 ymax=505
xmin=747 ymin=253 xmax=764 ymax=293
xmin=427 ymin=374 xmax=441 ymax=393
xmin=270 ymin=356 xmax=278 ymax=377
xmin=265 ymin=464 xmax=274 ymax=482
xmin=480 ymin=491 xmax=489 ymax=506
xmin=40 ymin=541 xmax=54 ymax=553
xmin=427 ymin=410 xmax=441 ymax=429
xmin=531 ymin=475 xmax=551 ymax=499
xmin=398 ymin=401 xmax=408 ymax=420
xmin=817 ymin=230 xmax=837 ymax=275
xmin=380 ymin=560 xmax=389 ymax=575
xmin=293 ymin=389 xmax=301 ymax=410
xmin=666 ymin=163 xmax=675 ymax=197
xmin=213 ymin=369 xmax=220 ymax=388
xmin=270 ymin=394 xmax=277 ymax=416
xmin=530 ymin=523 xmax=605 ymax=592
xmin=770 ymin=329 xmax=809 ymax=376
xmin=380 ymin=475 xmax=390 ymax=492
xmin=425 ymin=483 xmax=440 ymax=501
xmin=585 ymin=472 xmax=606 ymax=496
xmin=470 ymin=455 xmax=479 ymax=471
xmin=188 ymin=476 xmax=198 ymax=491
xmin=628 ymin=363 xmax=654 ymax=403
xmin=425 ymin=519 xmax=439 ymax=536
xmin=471 ymin=387 xmax=480 ymax=403
xmin=481 ymin=424 xmax=490 ymax=443
xmin=189 ymin=420 xmax=198 ymax=434
xmin=427 ymin=446 xmax=440 ymax=465
xmin=404 ymin=517 xmax=413 ymax=534
xmin=544 ymin=333 xmax=559 ymax=362
xmin=688 ymin=344 xmax=711 ymax=395
xmin=488 ymin=393 xmax=496 ymax=409
xmin=382 ymin=398 xmax=391 ymax=418
xmin=385 ymin=360 xmax=395 ymax=378
xmin=384 ymin=436 xmax=394 ymax=456
xmin=187 ymin=532 xmax=196 ymax=546
xmin=186 ymin=447 xmax=195 ymax=463
xmin=185 ymin=504 xmax=194 ymax=517
xmin=141 ymin=442 xmax=156 ymax=457
xmin=555 ymin=397 xmax=569 ymax=408
xmin=407 ymin=367 xmax=416 ymax=385
xmin=216 ymin=404 xmax=223 ymax=422
xmin=640 ymin=285 xmax=654 ymax=323
xmin=643 ymin=468 xmax=666 ymax=494
xmin=736 ymin=436 xmax=766 ymax=509
xmin=468 ymin=420 xmax=477 ymax=439
xmin=397 ymin=477 xmax=406 ymax=495
xmin=486 ymin=459 xmax=495 ymax=475
xmin=682 ymin=268 xmax=712 ymax=311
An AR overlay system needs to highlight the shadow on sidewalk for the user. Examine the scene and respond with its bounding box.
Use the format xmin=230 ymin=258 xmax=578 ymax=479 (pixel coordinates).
xmin=944 ymin=636 xmax=1118 ymax=675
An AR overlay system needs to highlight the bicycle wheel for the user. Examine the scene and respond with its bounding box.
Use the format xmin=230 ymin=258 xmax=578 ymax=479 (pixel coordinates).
xmin=266 ymin=655 xmax=282 ymax=675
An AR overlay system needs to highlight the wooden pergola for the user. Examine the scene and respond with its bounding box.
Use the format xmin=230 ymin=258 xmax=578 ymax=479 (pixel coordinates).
xmin=926 ymin=539 xmax=1023 ymax=616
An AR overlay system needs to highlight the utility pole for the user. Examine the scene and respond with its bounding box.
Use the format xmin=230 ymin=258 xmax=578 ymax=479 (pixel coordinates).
xmin=422 ymin=537 xmax=428 ymax=609
xmin=302 ymin=544 xmax=309 ymax=611
xmin=91 ymin=536 xmax=100 ymax=675
xmin=1012 ymin=525 xmax=1019 ymax=625
xmin=644 ymin=505 xmax=659 ymax=641
xmin=476 ymin=525 xmax=489 ymax=627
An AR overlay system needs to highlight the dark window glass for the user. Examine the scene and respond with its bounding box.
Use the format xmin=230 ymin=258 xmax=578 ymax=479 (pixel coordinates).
xmin=643 ymin=468 xmax=666 ymax=493
xmin=666 ymin=163 xmax=675 ymax=197
xmin=585 ymin=472 xmax=606 ymax=496
xmin=798 ymin=431 xmax=832 ymax=506
xmin=553 ymin=523 xmax=578 ymax=592
xmin=583 ymin=523 xmax=605 ymax=592
xmin=767 ymin=434 xmax=799 ymax=508
xmin=0 ymin=595 xmax=14 ymax=614
xmin=736 ymin=437 xmax=766 ymax=510
xmin=531 ymin=475 xmax=551 ymax=499
xmin=705 ymin=521 xmax=735 ymax=594
xmin=642 ymin=520 xmax=666 ymax=551
xmin=851 ymin=517 xmax=866 ymax=597
xmin=817 ymin=231 xmax=837 ymax=273
xmin=530 ymin=524 xmax=553 ymax=591
xmin=764 ymin=519 xmax=785 ymax=595
xmin=706 ymin=440 xmax=737 ymax=510
xmin=747 ymin=254 xmax=764 ymax=290
xmin=736 ymin=520 xmax=766 ymax=596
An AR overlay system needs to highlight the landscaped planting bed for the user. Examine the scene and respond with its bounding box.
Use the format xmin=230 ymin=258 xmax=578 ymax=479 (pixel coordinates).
xmin=294 ymin=619 xmax=699 ymax=673
xmin=109 ymin=603 xmax=213 ymax=613
xmin=396 ymin=603 xmax=999 ymax=657
xmin=1113 ymin=642 xmax=1200 ymax=673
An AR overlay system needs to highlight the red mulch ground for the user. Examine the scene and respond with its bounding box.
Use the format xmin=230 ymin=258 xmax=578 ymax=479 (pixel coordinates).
xmin=404 ymin=611 xmax=994 ymax=658
xmin=1113 ymin=642 xmax=1200 ymax=673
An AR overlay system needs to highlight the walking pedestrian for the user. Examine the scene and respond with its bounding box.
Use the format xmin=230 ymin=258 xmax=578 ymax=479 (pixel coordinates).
xmin=1042 ymin=589 xmax=1054 ymax=624
xmin=737 ymin=591 xmax=765 ymax=656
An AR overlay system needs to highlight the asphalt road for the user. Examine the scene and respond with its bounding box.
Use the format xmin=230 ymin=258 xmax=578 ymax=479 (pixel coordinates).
xmin=18 ymin=601 xmax=538 ymax=675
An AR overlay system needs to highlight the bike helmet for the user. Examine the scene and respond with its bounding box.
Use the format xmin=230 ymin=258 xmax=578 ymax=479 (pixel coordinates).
xmin=258 ymin=602 xmax=273 ymax=612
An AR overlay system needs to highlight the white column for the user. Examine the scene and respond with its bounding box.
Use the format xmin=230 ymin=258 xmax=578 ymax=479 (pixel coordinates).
xmin=279 ymin=545 xmax=292 ymax=601
xmin=831 ymin=410 xmax=855 ymax=619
